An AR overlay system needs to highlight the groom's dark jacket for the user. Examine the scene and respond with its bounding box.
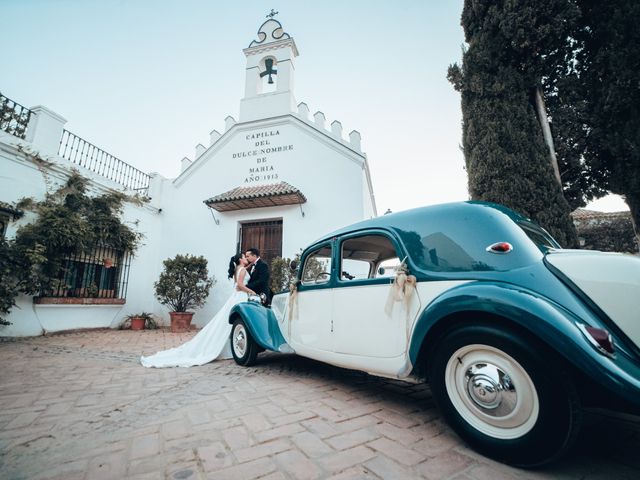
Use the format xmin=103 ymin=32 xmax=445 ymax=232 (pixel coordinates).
xmin=247 ymin=259 xmax=270 ymax=298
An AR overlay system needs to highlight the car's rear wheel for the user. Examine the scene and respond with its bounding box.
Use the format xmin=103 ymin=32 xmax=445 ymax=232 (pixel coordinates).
xmin=231 ymin=318 xmax=258 ymax=366
xmin=429 ymin=323 xmax=581 ymax=467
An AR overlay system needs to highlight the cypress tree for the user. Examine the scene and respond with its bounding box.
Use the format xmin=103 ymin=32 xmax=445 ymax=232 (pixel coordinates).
xmin=544 ymin=70 xmax=608 ymax=210
xmin=448 ymin=0 xmax=579 ymax=246
xmin=575 ymin=0 xmax=640 ymax=244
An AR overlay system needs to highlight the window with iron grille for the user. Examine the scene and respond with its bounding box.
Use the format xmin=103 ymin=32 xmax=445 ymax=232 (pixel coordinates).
xmin=44 ymin=245 xmax=131 ymax=299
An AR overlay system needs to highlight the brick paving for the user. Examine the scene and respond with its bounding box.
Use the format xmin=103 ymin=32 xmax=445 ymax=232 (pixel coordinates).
xmin=0 ymin=329 xmax=638 ymax=480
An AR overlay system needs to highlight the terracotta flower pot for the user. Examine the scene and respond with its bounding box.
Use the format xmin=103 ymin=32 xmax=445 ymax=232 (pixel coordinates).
xmin=130 ymin=317 xmax=146 ymax=330
xmin=170 ymin=312 xmax=194 ymax=333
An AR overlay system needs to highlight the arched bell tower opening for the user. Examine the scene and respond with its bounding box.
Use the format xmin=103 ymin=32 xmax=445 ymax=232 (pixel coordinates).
xmin=239 ymin=15 xmax=299 ymax=122
xmin=259 ymin=56 xmax=278 ymax=94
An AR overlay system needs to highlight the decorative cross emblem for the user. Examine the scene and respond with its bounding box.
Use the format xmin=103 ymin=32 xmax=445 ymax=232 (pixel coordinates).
xmin=260 ymin=58 xmax=277 ymax=84
xmin=266 ymin=9 xmax=278 ymax=18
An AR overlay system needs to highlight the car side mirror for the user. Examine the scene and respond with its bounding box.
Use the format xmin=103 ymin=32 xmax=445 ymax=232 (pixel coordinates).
xmin=378 ymin=267 xmax=385 ymax=276
xmin=289 ymin=260 xmax=298 ymax=271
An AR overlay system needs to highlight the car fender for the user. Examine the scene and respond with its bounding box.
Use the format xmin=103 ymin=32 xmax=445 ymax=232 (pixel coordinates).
xmin=409 ymin=281 xmax=640 ymax=408
xmin=229 ymin=302 xmax=290 ymax=353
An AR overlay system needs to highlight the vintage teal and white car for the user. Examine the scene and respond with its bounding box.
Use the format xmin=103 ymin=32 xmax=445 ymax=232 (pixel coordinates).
xmin=228 ymin=201 xmax=640 ymax=467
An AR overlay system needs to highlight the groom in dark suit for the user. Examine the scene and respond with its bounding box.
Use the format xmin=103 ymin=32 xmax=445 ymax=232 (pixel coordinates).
xmin=245 ymin=248 xmax=271 ymax=303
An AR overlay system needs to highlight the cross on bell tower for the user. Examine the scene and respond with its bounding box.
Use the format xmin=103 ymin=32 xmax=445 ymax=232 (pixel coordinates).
xmin=260 ymin=58 xmax=277 ymax=84
xmin=239 ymin=16 xmax=299 ymax=122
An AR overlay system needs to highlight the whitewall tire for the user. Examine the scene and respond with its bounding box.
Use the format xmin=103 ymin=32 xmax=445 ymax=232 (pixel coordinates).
xmin=429 ymin=323 xmax=581 ymax=467
xmin=231 ymin=318 xmax=258 ymax=366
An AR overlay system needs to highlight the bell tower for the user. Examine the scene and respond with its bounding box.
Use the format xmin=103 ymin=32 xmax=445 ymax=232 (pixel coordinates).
xmin=239 ymin=13 xmax=299 ymax=122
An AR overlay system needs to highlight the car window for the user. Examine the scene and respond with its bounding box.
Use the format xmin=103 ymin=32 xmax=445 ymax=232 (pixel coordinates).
xmin=341 ymin=258 xmax=371 ymax=280
xmin=518 ymin=222 xmax=561 ymax=251
xmin=375 ymin=257 xmax=401 ymax=278
xmin=301 ymin=246 xmax=332 ymax=285
xmin=340 ymin=235 xmax=399 ymax=281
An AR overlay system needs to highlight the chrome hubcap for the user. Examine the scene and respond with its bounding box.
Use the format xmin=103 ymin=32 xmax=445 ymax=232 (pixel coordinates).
xmin=444 ymin=344 xmax=539 ymax=439
xmin=465 ymin=363 xmax=517 ymax=417
xmin=233 ymin=324 xmax=247 ymax=357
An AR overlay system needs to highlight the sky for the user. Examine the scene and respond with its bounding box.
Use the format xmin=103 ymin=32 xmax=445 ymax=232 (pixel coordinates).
xmin=1 ymin=0 xmax=627 ymax=213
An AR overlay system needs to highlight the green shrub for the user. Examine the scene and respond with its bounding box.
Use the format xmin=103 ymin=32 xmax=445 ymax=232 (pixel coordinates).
xmin=154 ymin=254 xmax=215 ymax=312
xmin=122 ymin=312 xmax=158 ymax=329
xmin=270 ymin=253 xmax=325 ymax=293
xmin=270 ymin=256 xmax=299 ymax=293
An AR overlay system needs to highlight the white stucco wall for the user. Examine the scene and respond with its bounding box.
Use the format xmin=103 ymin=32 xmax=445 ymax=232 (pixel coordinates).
xmin=1 ymin=111 xmax=376 ymax=334
xmin=155 ymin=114 xmax=373 ymax=326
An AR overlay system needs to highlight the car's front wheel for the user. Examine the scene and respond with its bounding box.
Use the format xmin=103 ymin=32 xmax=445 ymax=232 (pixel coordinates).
xmin=231 ymin=318 xmax=258 ymax=366
xmin=429 ymin=323 xmax=581 ymax=467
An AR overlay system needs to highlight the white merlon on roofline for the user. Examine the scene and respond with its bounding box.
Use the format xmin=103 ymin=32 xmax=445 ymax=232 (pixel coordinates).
xmin=209 ymin=129 xmax=221 ymax=146
xmin=297 ymin=103 xmax=362 ymax=153
xmin=313 ymin=111 xmax=326 ymax=129
xmin=349 ymin=130 xmax=361 ymax=151
xmin=180 ymin=157 xmax=192 ymax=172
xmin=331 ymin=120 xmax=343 ymax=140
xmin=297 ymin=102 xmax=310 ymax=121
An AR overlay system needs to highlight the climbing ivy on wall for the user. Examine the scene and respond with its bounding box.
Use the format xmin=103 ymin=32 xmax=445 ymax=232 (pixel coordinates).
xmin=0 ymin=171 xmax=143 ymax=325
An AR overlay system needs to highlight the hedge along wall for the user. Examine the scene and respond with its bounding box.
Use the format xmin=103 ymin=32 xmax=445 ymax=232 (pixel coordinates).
xmin=572 ymin=210 xmax=639 ymax=254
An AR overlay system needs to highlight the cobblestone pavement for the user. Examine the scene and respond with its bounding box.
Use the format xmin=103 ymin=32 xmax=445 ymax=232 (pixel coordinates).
xmin=0 ymin=330 xmax=639 ymax=480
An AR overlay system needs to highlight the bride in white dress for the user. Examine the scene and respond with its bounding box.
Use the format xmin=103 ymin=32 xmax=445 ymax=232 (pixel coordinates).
xmin=141 ymin=253 xmax=256 ymax=368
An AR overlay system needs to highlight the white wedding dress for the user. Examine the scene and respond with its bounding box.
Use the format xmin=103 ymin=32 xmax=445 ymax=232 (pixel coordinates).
xmin=140 ymin=269 xmax=250 ymax=368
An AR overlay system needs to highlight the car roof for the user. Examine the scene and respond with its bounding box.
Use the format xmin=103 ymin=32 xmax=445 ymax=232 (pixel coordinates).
xmin=310 ymin=201 xmax=531 ymax=248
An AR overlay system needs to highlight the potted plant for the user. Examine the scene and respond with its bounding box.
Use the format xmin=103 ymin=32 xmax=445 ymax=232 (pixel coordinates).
xmin=124 ymin=312 xmax=156 ymax=330
xmin=154 ymin=254 xmax=215 ymax=333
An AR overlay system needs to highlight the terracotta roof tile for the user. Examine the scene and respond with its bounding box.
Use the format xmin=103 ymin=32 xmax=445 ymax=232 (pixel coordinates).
xmin=572 ymin=209 xmax=631 ymax=220
xmin=204 ymin=182 xmax=306 ymax=212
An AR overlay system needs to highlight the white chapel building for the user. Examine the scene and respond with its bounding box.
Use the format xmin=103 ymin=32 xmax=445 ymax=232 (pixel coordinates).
xmin=0 ymin=17 xmax=376 ymax=336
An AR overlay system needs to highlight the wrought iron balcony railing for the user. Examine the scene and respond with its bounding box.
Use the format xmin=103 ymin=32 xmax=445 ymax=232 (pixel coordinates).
xmin=0 ymin=92 xmax=32 ymax=140
xmin=58 ymin=129 xmax=151 ymax=193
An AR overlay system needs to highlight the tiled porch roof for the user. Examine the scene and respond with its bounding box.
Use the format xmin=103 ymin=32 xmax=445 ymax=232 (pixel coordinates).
xmin=203 ymin=182 xmax=307 ymax=212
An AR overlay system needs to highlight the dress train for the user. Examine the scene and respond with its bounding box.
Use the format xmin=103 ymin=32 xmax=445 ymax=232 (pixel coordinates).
xmin=141 ymin=283 xmax=248 ymax=368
